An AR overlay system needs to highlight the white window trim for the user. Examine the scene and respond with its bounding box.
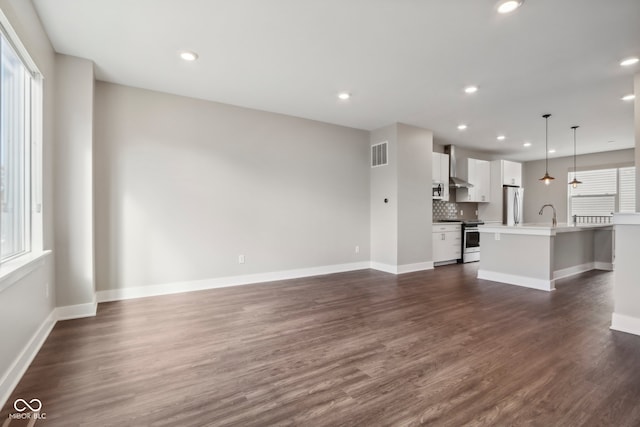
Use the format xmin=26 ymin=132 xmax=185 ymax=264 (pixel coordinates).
xmin=0 ymin=250 xmax=51 ymax=294
xmin=566 ymin=165 xmax=635 ymax=223
xmin=0 ymin=8 xmax=45 ymax=286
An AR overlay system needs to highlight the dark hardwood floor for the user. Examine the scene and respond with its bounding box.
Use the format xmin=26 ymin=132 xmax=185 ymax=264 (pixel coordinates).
xmin=3 ymin=264 xmax=640 ymax=426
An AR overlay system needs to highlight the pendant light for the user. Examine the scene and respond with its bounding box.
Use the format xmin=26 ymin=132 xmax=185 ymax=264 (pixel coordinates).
xmin=539 ymin=114 xmax=555 ymax=185
xmin=569 ymin=126 xmax=582 ymax=188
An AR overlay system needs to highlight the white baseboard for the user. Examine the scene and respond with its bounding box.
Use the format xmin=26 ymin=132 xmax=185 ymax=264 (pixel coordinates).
xmin=96 ymin=259 xmax=439 ymax=302
xmin=594 ymin=261 xmax=614 ymax=271
xmin=552 ymin=261 xmax=614 ymax=281
xmin=478 ymin=269 xmax=555 ymax=292
xmin=0 ymin=296 xmax=101 ymax=410
xmin=55 ymin=297 xmax=97 ymax=320
xmin=97 ymin=261 xmax=371 ymax=302
xmin=610 ymin=313 xmax=640 ymax=336
xmin=434 ymin=260 xmax=458 ymax=267
xmin=369 ymin=261 xmax=434 ymax=275
xmin=553 ymin=262 xmax=595 ymax=280
xmin=0 ymin=310 xmax=56 ymax=411
xmin=1 ymin=258 xmax=434 ymax=409
xmin=396 ymin=261 xmax=434 ymax=274
xmin=369 ymin=262 xmax=398 ymax=274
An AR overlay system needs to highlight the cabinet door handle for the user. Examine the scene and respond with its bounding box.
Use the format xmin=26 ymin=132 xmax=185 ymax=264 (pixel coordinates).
xmin=442 ymin=233 xmax=445 ymax=240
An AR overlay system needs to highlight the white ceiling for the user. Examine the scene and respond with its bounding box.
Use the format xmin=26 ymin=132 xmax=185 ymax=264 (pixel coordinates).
xmin=33 ymin=0 xmax=640 ymax=161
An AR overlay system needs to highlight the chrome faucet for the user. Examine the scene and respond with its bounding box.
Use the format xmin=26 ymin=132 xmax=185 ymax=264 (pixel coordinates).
xmin=539 ymin=204 xmax=557 ymax=227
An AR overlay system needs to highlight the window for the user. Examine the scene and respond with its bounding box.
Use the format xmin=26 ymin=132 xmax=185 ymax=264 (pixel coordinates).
xmin=0 ymin=16 xmax=42 ymax=264
xmin=619 ymin=167 xmax=636 ymax=213
xmin=568 ymin=166 xmax=636 ymax=222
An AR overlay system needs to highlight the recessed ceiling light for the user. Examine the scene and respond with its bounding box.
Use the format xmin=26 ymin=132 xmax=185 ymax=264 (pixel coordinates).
xmin=337 ymin=92 xmax=351 ymax=100
xmin=621 ymin=94 xmax=635 ymax=101
xmin=464 ymin=85 xmax=478 ymax=94
xmin=548 ymin=149 xmax=556 ymax=154
xmin=497 ymin=0 xmax=523 ymax=14
xmin=179 ymin=51 xmax=199 ymax=61
xmin=497 ymin=135 xmax=506 ymax=141
xmin=523 ymin=142 xmax=532 ymax=147
xmin=457 ymin=124 xmax=468 ymax=130
xmin=620 ymin=57 xmax=639 ymax=67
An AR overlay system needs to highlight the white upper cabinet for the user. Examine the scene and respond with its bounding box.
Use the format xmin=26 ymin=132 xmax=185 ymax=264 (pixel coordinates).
xmin=456 ymin=158 xmax=491 ymax=203
xmin=502 ymin=160 xmax=522 ymax=187
xmin=474 ymin=159 xmax=491 ymax=202
xmin=432 ymin=153 xmax=449 ymax=184
xmin=432 ymin=153 xmax=450 ymax=200
xmin=432 ymin=153 xmax=442 ymax=183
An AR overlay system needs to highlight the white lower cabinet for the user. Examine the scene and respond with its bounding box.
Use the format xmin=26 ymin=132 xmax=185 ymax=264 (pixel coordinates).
xmin=433 ymin=223 xmax=462 ymax=264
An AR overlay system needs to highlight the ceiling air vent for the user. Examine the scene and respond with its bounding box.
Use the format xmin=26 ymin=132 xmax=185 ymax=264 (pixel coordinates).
xmin=371 ymin=141 xmax=388 ymax=167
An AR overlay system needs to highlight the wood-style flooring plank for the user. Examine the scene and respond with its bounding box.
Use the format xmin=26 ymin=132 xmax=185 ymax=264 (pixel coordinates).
xmin=2 ymin=264 xmax=640 ymax=426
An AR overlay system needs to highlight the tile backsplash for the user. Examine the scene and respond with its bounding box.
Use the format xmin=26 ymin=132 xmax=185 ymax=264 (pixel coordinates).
xmin=433 ymin=199 xmax=478 ymax=221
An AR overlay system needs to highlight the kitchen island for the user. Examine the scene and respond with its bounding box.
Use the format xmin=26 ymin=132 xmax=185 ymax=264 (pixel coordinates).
xmin=477 ymin=223 xmax=614 ymax=291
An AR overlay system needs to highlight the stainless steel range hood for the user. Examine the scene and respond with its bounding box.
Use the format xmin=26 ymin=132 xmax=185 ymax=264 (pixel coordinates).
xmin=444 ymin=145 xmax=473 ymax=188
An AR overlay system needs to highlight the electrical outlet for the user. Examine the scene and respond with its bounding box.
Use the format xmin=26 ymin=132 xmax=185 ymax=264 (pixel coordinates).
xmin=495 ymin=233 xmax=501 ymax=241
xmin=475 ymin=210 xmax=478 ymax=216
xmin=355 ymin=245 xmax=360 ymax=254
xmin=238 ymin=254 xmax=245 ymax=264
xmin=460 ymin=209 xmax=464 ymax=216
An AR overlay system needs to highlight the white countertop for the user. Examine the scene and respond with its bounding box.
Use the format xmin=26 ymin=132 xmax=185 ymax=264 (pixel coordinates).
xmin=614 ymin=213 xmax=640 ymax=225
xmin=479 ymin=222 xmax=613 ymax=236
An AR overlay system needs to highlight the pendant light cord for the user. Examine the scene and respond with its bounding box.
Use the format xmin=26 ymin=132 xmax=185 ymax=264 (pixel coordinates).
xmin=572 ymin=126 xmax=578 ymax=176
xmin=539 ymin=114 xmax=554 ymax=183
xmin=543 ymin=114 xmax=551 ymax=173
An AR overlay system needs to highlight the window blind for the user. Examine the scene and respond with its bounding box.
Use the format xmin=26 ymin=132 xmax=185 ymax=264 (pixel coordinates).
xmin=619 ymin=166 xmax=636 ymax=213
xmin=568 ymin=168 xmax=617 ymax=196
xmin=570 ymin=196 xmax=615 ymax=217
xmin=568 ymin=167 xmax=636 ymax=219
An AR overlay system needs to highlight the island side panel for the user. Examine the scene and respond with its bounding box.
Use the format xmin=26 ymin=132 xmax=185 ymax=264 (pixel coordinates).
xmin=594 ymin=228 xmax=614 ymax=271
xmin=611 ymin=218 xmax=640 ymax=335
xmin=478 ymin=232 xmax=554 ymax=291
xmin=553 ymin=230 xmax=595 ymax=279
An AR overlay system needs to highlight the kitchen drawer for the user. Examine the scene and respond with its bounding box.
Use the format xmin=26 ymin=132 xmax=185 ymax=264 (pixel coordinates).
xmin=433 ymin=224 xmax=461 ymax=232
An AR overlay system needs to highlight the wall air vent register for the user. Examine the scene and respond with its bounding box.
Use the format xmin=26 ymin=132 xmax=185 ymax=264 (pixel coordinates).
xmin=371 ymin=141 xmax=388 ymax=167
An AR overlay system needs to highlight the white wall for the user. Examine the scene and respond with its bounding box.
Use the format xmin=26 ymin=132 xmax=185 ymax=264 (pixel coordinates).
xmin=93 ymin=82 xmax=371 ymax=292
xmin=369 ymin=123 xmax=433 ymax=271
xmin=369 ymin=124 xmax=398 ymax=267
xmin=612 ymin=222 xmax=640 ymax=325
xmin=522 ymin=149 xmax=634 ymax=223
xmin=397 ymin=124 xmax=433 ymax=265
xmin=0 ymin=0 xmax=56 ymax=407
xmin=0 ymin=257 xmax=54 ymax=404
xmin=636 ymin=74 xmax=640 ymax=209
xmin=54 ymin=54 xmax=96 ymax=307
xmin=611 ymin=72 xmax=640 ymax=334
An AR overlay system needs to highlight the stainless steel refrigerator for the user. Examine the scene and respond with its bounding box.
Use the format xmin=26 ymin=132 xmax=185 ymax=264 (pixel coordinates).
xmin=503 ymin=187 xmax=524 ymax=225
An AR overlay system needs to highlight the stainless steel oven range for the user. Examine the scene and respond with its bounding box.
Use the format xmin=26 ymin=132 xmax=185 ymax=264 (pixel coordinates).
xmin=462 ymin=220 xmax=484 ymax=263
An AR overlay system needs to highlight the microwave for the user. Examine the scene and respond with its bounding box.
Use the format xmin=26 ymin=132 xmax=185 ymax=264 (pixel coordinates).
xmin=432 ymin=183 xmax=444 ymax=199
